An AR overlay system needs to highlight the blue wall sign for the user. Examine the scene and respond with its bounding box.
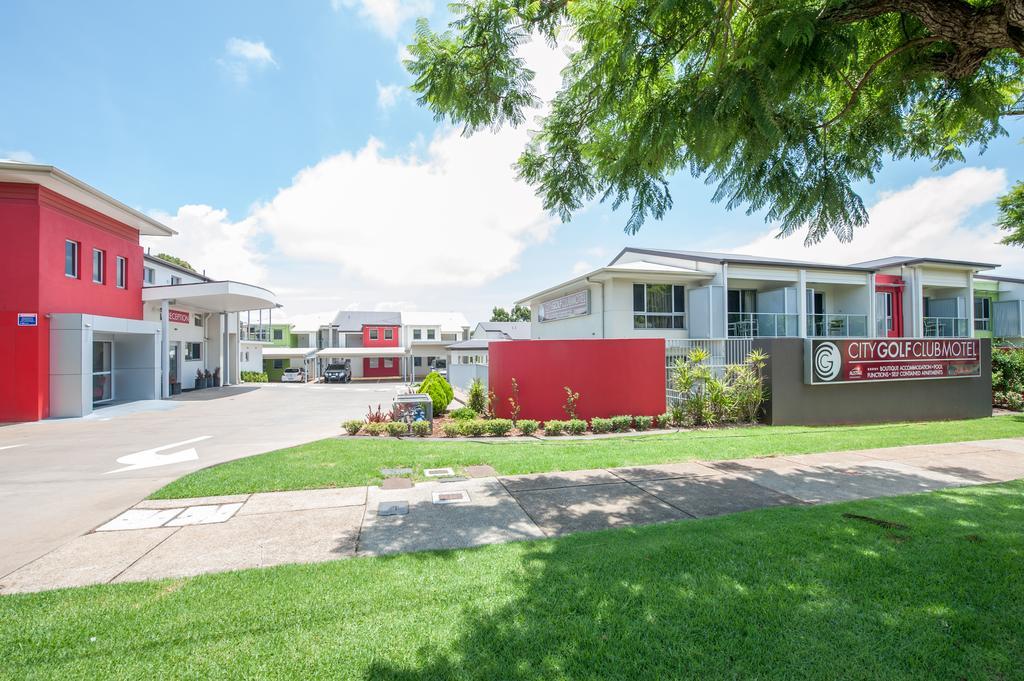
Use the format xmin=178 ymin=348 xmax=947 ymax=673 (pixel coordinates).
xmin=17 ymin=313 xmax=38 ymax=327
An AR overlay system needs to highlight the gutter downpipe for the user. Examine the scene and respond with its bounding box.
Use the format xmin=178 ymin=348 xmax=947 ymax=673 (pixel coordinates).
xmin=586 ymin=276 xmax=606 ymax=338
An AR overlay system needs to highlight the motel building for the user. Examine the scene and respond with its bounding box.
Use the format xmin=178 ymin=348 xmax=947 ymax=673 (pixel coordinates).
xmin=0 ymin=162 xmax=277 ymax=422
xmin=517 ymin=248 xmax=1024 ymax=350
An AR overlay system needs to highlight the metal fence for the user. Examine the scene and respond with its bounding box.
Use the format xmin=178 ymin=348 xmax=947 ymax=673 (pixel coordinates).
xmin=665 ymin=338 xmax=754 ymax=403
xmin=448 ymin=362 xmax=488 ymax=393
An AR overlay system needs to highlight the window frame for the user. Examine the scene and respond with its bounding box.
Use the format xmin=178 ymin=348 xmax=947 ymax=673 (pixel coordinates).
xmin=384 ymin=328 xmax=394 ymax=341
xmin=272 ymin=328 xmax=284 ymax=341
xmin=92 ymin=248 xmax=105 ymax=284
xmin=115 ymin=256 xmax=127 ymax=289
xmin=413 ymin=328 xmax=422 ymax=340
xmin=369 ymin=328 xmax=379 ymax=341
xmin=65 ymin=240 xmax=80 ymax=278
xmin=170 ymin=275 xmax=182 ymax=285
xmin=413 ymin=356 xmax=422 ymax=367
xmin=632 ymin=283 xmax=686 ymax=330
xmin=974 ymin=296 xmax=992 ymax=331
xmin=426 ymin=328 xmax=436 ymax=340
xmin=143 ymin=266 xmax=155 ymax=284
xmin=369 ymin=357 xmax=379 ymax=368
xmin=185 ymin=342 xmax=202 ymax=362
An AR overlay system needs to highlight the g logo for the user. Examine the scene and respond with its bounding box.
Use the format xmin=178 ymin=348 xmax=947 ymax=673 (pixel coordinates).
xmin=814 ymin=342 xmax=842 ymax=381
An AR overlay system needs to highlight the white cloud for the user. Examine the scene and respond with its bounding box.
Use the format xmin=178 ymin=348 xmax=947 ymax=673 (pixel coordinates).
xmin=571 ymin=261 xmax=593 ymax=275
xmin=376 ymin=81 xmax=404 ymax=109
xmin=143 ymin=205 xmax=267 ymax=284
xmin=219 ymin=38 xmax=278 ymax=84
xmin=333 ymin=0 xmax=432 ymax=40
xmin=734 ymin=167 xmax=1024 ymax=275
xmin=0 ymin=150 xmax=36 ymax=163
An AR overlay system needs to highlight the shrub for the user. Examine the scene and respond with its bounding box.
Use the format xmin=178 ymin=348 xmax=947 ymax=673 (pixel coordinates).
xmin=363 ymin=422 xmax=386 ymax=436
xmin=366 ymin=404 xmax=391 ymax=423
xmin=419 ymin=372 xmax=454 ymax=415
xmin=241 ymin=371 xmax=268 ymax=383
xmin=566 ymin=419 xmax=587 ymax=435
xmin=610 ymin=415 xmax=633 ymax=432
xmin=467 ymin=378 xmax=488 ymax=414
xmin=411 ymin=421 xmax=432 ymax=437
xmin=507 ymin=378 xmax=522 ymax=424
xmin=590 ymin=417 xmax=613 ymax=434
xmin=386 ymin=422 xmax=407 ymax=437
xmin=543 ymin=419 xmax=567 ymax=435
xmin=563 ymin=386 xmax=580 ymax=419
xmin=342 ymin=419 xmax=363 ymax=436
xmin=656 ymin=413 xmax=671 ymax=429
xmin=485 ymin=418 xmax=513 ymax=437
xmin=442 ymin=422 xmax=463 ymax=438
xmin=462 ymin=420 xmax=488 ymax=437
xmin=993 ymin=347 xmax=1024 ymax=408
xmin=670 ymin=403 xmax=686 ymax=427
xmin=450 ymin=406 xmax=477 ymax=421
xmin=634 ymin=415 xmax=653 ymax=431
xmin=517 ymin=419 xmax=539 ymax=436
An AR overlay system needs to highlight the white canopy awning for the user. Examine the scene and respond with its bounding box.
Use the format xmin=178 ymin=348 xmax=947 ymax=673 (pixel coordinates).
xmin=142 ymin=281 xmax=279 ymax=313
xmin=316 ymin=347 xmax=409 ymax=358
xmin=261 ymin=347 xmax=318 ymax=359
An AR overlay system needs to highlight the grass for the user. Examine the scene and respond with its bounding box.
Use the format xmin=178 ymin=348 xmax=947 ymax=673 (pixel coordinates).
xmin=151 ymin=416 xmax=1024 ymax=499
xmin=3 ymin=481 xmax=1023 ymax=679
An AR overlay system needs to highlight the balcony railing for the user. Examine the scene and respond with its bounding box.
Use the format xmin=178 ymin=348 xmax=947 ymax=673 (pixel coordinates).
xmin=727 ymin=312 xmax=799 ymax=337
xmin=808 ymin=313 xmax=868 ymax=337
xmin=241 ymin=328 xmax=272 ymax=342
xmin=923 ymin=317 xmax=969 ymax=337
xmin=974 ymin=317 xmax=990 ymax=332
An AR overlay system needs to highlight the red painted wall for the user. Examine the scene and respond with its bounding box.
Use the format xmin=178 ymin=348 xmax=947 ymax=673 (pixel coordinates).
xmin=363 ymin=356 xmax=402 ymax=378
xmin=489 ymin=339 xmax=666 ymax=421
xmin=363 ymin=325 xmax=401 ymax=347
xmin=0 ymin=182 xmax=144 ymax=421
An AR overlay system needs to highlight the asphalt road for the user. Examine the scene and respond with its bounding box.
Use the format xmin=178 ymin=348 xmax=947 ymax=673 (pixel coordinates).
xmin=0 ymin=381 xmax=404 ymax=578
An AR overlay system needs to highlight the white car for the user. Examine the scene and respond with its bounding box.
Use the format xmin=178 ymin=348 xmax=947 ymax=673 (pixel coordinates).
xmin=281 ymin=367 xmax=306 ymax=383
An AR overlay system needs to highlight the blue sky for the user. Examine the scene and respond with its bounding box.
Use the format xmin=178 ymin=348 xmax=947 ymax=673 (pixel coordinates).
xmin=3 ymin=0 xmax=1023 ymax=325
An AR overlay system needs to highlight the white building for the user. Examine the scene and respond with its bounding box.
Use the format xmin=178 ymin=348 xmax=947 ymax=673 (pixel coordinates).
xmin=446 ymin=321 xmax=531 ymax=390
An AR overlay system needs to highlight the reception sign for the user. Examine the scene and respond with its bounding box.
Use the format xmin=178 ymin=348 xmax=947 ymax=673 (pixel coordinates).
xmin=167 ymin=309 xmax=190 ymax=324
xmin=538 ymin=289 xmax=590 ymax=322
xmin=806 ymin=338 xmax=981 ymax=385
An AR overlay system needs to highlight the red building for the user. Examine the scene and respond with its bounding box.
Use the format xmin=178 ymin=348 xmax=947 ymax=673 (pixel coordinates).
xmin=361 ymin=323 xmax=402 ymax=378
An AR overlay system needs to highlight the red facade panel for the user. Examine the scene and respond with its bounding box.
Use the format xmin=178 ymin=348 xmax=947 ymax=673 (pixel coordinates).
xmin=362 ymin=325 xmax=400 ymax=347
xmin=363 ymin=356 xmax=402 ymax=378
xmin=489 ymin=339 xmax=667 ymax=421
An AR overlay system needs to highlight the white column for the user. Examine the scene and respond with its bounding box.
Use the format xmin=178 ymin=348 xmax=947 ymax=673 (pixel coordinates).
xmin=160 ymin=300 xmax=170 ymax=398
xmin=913 ymin=268 xmax=925 ymax=337
xmin=222 ymin=312 xmax=230 ymax=386
xmin=721 ymin=263 xmax=729 ymax=339
xmin=966 ymin=274 xmax=975 ymax=338
xmin=797 ymin=269 xmax=807 ymax=337
xmin=867 ymin=272 xmax=876 ymax=338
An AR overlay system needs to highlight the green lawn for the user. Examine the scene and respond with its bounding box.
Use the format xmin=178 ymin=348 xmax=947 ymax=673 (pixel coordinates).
xmin=152 ymin=416 xmax=1024 ymax=499
xmin=4 ymin=481 xmax=1022 ymax=679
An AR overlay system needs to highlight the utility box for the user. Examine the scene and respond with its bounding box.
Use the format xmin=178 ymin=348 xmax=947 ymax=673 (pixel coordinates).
xmin=393 ymin=393 xmax=433 ymax=431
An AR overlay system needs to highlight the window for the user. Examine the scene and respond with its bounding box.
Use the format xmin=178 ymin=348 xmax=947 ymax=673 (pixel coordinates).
xmin=194 ymin=314 xmax=203 ymax=328
xmin=273 ymin=328 xmax=283 ymax=341
xmin=426 ymin=329 xmax=436 ymax=340
xmin=92 ymin=249 xmax=105 ymax=284
xmin=185 ymin=342 xmax=202 ymax=361
xmin=975 ymin=296 xmax=992 ymax=331
xmin=427 ymin=356 xmax=435 ymax=367
xmin=273 ymin=359 xmax=284 ymax=369
xmin=65 ymin=240 xmax=79 ymax=278
xmin=369 ymin=328 xmax=379 ymax=340
xmin=115 ymin=256 xmax=127 ymax=288
xmin=383 ymin=358 xmax=393 ymax=368
xmin=384 ymin=328 xmax=393 ymax=340
xmin=170 ymin=275 xmax=181 ymax=285
xmin=413 ymin=329 xmax=422 ymax=340
xmin=414 ymin=356 xmax=422 ymax=367
xmin=633 ymin=283 xmax=686 ymax=329
xmin=369 ymin=358 xmax=379 ymax=368
xmin=143 ymin=266 xmax=155 ymax=284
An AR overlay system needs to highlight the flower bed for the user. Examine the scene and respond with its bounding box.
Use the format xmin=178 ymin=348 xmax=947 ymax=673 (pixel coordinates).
xmin=341 ymin=413 xmax=677 ymax=438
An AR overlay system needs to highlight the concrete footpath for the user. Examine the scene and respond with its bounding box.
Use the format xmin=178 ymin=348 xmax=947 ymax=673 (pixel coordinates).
xmin=4 ymin=437 xmax=1024 ymax=594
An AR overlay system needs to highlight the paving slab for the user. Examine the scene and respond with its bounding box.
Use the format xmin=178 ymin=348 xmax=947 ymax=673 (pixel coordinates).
xmin=0 ymin=528 xmax=176 ymax=594
xmin=236 ymin=487 xmax=367 ymax=516
xmin=512 ymin=482 xmax=688 ymax=536
xmin=779 ymin=451 xmax=879 ymax=467
xmin=381 ymin=477 xmax=413 ymax=490
xmin=95 ymin=508 xmax=184 ymax=532
xmin=637 ymin=477 xmax=803 ymax=517
xmin=134 ymin=494 xmax=251 ymax=510
xmin=360 ymin=478 xmax=543 ymax=555
xmin=114 ymin=506 xmax=363 ymax=583
xmin=965 ymin=438 xmax=1024 ymax=455
xmin=464 ymin=465 xmax=498 ymax=478
xmin=731 ymin=467 xmax=884 ymax=504
xmin=165 ymin=503 xmax=244 ymax=527
xmin=380 ymin=467 xmax=413 ymax=476
xmin=807 ymin=460 xmax=976 ymax=498
xmin=498 ymin=469 xmax=621 ymax=492
xmin=855 ymin=442 xmax=996 ymax=461
xmin=917 ymin=450 xmax=1024 ymax=483
xmin=608 ymin=461 xmax=717 ymax=482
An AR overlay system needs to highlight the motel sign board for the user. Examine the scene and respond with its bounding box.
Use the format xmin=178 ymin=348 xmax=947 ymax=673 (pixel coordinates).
xmin=806 ymin=338 xmax=981 ymax=385
xmin=538 ymin=289 xmax=590 ymax=322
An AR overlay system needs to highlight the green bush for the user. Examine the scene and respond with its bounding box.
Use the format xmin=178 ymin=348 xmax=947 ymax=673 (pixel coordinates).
xmin=656 ymin=413 xmax=671 ymax=429
xmin=467 ymin=378 xmax=488 ymax=414
xmin=566 ymin=419 xmax=587 ymax=435
xmin=450 ymin=406 xmax=477 ymax=420
xmin=411 ymin=421 xmax=431 ymax=437
xmin=993 ymin=347 xmax=1024 ymax=408
xmin=462 ymin=420 xmax=487 ymax=437
xmin=634 ymin=415 xmax=653 ymax=431
xmin=610 ymin=415 xmax=633 ymax=432
xmin=241 ymin=371 xmax=268 ymax=383
xmin=669 ymin=403 xmax=686 ymax=427
xmin=342 ymin=419 xmax=363 ymax=436
xmin=590 ymin=417 xmax=613 ymax=434
xmin=386 ymin=422 xmax=407 ymax=437
xmin=485 ymin=418 xmax=513 ymax=437
xmin=419 ymin=371 xmax=454 ymax=415
xmin=442 ymin=422 xmax=463 ymax=438
xmin=517 ymin=419 xmax=539 ymax=436
xmin=543 ymin=419 xmax=567 ymax=435
xmin=363 ymin=422 xmax=386 ymax=436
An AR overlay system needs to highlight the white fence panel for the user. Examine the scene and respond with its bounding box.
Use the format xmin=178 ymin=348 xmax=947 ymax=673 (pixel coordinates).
xmin=665 ymin=338 xmax=754 ymax=402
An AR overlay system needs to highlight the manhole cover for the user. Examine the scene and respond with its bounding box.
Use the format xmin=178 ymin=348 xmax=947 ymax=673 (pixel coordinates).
xmin=378 ymin=501 xmax=409 ymax=516
xmin=424 ymin=467 xmax=455 ymax=477
xmin=432 ymin=490 xmax=470 ymax=505
xmin=380 ymin=467 xmax=413 ymax=476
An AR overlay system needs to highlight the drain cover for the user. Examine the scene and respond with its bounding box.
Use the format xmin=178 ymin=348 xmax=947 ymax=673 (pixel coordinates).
xmin=424 ymin=467 xmax=455 ymax=477
xmin=432 ymin=490 xmax=470 ymax=505
xmin=380 ymin=467 xmax=413 ymax=476
xmin=438 ymin=476 xmax=468 ymax=483
xmin=378 ymin=501 xmax=409 ymax=516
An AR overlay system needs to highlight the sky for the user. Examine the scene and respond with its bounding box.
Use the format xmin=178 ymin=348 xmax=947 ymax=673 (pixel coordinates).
xmin=2 ymin=1 xmax=1023 ymax=328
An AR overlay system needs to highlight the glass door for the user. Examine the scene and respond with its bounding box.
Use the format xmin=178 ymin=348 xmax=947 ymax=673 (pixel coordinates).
xmin=168 ymin=343 xmax=179 ymax=387
xmin=876 ymin=292 xmax=894 ymax=337
xmin=92 ymin=341 xmax=112 ymax=404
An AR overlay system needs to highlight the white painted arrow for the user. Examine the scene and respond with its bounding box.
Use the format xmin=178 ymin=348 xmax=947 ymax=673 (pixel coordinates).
xmin=105 ymin=436 xmax=212 ymax=474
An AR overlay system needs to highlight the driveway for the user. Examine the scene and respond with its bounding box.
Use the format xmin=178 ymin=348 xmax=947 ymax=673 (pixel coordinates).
xmin=0 ymin=381 xmax=404 ymax=578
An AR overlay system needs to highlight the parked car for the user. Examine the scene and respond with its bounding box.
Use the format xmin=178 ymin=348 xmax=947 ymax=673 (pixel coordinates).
xmin=323 ymin=362 xmax=351 ymax=383
xmin=281 ymin=367 xmax=306 ymax=383
xmin=430 ymin=358 xmax=448 ymax=379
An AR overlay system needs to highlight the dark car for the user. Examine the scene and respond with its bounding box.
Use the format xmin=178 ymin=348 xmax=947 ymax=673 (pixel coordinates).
xmin=323 ymin=362 xmax=351 ymax=383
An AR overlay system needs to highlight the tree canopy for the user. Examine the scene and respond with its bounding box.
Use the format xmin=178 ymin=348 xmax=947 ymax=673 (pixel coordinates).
xmin=154 ymin=253 xmax=196 ymax=272
xmin=491 ymin=304 xmax=531 ymax=321
xmin=407 ymin=0 xmax=1024 ymax=244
